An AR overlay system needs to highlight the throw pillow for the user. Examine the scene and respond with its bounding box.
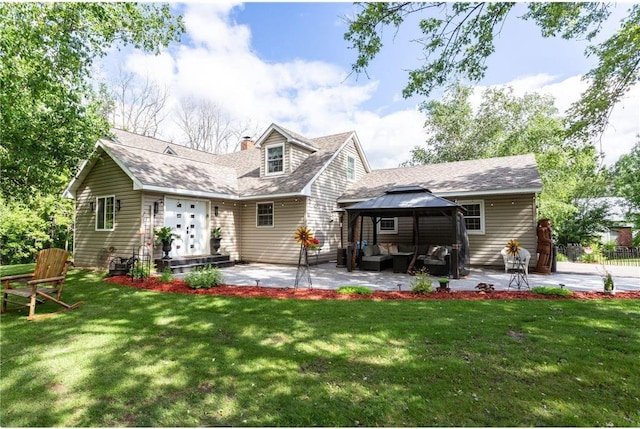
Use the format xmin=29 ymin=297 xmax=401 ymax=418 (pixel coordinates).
xmin=389 ymin=244 xmax=398 ymax=254
xmin=378 ymin=243 xmax=389 ymax=255
xmin=363 ymin=245 xmax=374 ymax=257
xmin=434 ymin=247 xmax=447 ymax=260
xmin=429 ymin=246 xmax=440 ymax=256
xmin=372 ymin=245 xmax=381 ymax=256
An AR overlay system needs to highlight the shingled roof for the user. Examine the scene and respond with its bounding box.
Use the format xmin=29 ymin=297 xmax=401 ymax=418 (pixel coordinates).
xmin=64 ymin=126 xmax=360 ymax=200
xmin=339 ymin=154 xmax=542 ymax=202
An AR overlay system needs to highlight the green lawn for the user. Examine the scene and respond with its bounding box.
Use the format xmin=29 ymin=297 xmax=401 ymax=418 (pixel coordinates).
xmin=1 ymin=266 xmax=639 ymax=427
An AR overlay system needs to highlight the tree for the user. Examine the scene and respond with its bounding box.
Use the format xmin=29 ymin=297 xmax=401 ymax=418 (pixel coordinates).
xmin=403 ymin=84 xmax=564 ymax=165
xmin=611 ymin=139 xmax=640 ymax=211
xmin=110 ymin=69 xmax=170 ymax=137
xmin=402 ymin=84 xmax=606 ymax=245
xmin=175 ymin=97 xmax=261 ymax=154
xmin=345 ymin=2 xmax=638 ymax=143
xmin=611 ymin=139 xmax=640 ymax=244
xmin=0 ymin=3 xmax=184 ymax=200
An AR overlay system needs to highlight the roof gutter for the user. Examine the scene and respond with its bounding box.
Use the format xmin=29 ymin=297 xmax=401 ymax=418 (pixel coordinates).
xmin=138 ymin=185 xmax=240 ymax=200
xmin=337 ymin=187 xmax=542 ymax=204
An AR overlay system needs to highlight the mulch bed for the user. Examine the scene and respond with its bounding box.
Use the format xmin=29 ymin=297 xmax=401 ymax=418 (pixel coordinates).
xmin=105 ymin=276 xmax=640 ymax=301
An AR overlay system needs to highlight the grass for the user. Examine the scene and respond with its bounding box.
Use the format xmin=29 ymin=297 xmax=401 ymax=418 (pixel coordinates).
xmin=1 ymin=265 xmax=639 ymax=426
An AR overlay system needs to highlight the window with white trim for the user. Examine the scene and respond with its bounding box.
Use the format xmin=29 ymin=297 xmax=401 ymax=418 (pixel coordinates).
xmin=377 ymin=217 xmax=398 ymax=234
xmin=347 ymin=155 xmax=356 ymax=181
xmin=96 ymin=195 xmax=115 ymax=231
xmin=266 ymin=144 xmax=284 ymax=174
xmin=256 ymin=202 xmax=274 ymax=227
xmin=460 ymin=200 xmax=485 ymax=234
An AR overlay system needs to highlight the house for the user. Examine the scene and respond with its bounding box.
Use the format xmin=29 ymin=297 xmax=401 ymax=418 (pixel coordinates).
xmin=580 ymin=197 xmax=636 ymax=246
xmin=64 ymin=124 xmax=542 ymax=272
xmin=63 ymin=124 xmax=370 ymax=268
xmin=338 ymin=154 xmax=542 ymax=269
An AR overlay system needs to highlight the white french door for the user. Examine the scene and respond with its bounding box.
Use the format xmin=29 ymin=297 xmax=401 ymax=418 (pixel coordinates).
xmin=164 ymin=197 xmax=208 ymax=258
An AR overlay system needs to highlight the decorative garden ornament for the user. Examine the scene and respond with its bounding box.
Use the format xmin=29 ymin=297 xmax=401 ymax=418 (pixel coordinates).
xmin=294 ymin=226 xmax=314 ymax=288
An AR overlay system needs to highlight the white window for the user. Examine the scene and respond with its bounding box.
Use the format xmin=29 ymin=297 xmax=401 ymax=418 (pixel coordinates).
xmin=256 ymin=202 xmax=274 ymax=227
xmin=266 ymin=144 xmax=284 ymax=175
xmin=460 ymin=200 xmax=485 ymax=234
xmin=347 ymin=155 xmax=356 ymax=181
xmin=377 ymin=217 xmax=398 ymax=234
xmin=96 ymin=195 xmax=115 ymax=231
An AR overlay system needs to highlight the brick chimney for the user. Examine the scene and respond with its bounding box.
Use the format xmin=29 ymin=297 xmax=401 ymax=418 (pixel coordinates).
xmin=240 ymin=136 xmax=255 ymax=151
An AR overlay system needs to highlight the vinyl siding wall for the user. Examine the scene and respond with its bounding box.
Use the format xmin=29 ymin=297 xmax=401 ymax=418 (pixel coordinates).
xmin=239 ymin=198 xmax=307 ymax=264
xmin=471 ymin=194 xmax=537 ymax=268
xmin=309 ymin=138 xmax=367 ymax=263
xmin=74 ymin=155 xmax=142 ymax=267
xmin=348 ymin=193 xmax=537 ymax=269
xmin=208 ymin=199 xmax=241 ymax=260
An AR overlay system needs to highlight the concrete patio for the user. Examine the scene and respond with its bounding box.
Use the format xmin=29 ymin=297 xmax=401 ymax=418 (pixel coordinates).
xmin=210 ymin=261 xmax=639 ymax=293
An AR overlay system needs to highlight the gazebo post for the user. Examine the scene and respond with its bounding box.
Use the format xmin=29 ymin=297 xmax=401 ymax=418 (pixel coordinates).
xmin=347 ymin=210 xmax=360 ymax=272
xmin=372 ymin=216 xmax=378 ymax=245
xmin=451 ymin=208 xmax=460 ymax=279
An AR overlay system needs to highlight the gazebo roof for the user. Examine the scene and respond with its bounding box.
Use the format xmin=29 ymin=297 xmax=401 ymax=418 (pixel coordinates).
xmin=344 ymin=186 xmax=462 ymax=216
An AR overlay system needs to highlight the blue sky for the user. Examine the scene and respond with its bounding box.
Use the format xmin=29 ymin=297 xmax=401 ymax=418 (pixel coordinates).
xmin=105 ymin=2 xmax=639 ymax=169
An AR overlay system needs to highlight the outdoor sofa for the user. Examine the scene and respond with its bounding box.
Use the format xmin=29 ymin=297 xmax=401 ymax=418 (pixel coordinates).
xmin=359 ymin=243 xmax=451 ymax=275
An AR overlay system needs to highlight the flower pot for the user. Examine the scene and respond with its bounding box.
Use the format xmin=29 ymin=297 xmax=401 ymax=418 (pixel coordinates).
xmin=604 ymin=275 xmax=615 ymax=295
xmin=211 ymin=237 xmax=222 ymax=255
xmin=161 ymin=240 xmax=173 ymax=259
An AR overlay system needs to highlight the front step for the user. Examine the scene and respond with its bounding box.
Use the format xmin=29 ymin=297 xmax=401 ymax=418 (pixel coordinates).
xmin=155 ymin=255 xmax=233 ymax=274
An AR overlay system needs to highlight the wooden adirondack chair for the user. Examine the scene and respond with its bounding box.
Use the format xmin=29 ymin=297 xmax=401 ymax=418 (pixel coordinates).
xmin=1 ymin=248 xmax=82 ymax=321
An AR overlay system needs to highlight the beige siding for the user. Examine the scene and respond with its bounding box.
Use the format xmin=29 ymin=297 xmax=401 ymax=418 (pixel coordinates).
xmin=74 ymin=155 xmax=142 ymax=267
xmin=470 ymin=194 xmax=537 ymax=268
xmin=143 ymin=193 xmax=164 ymax=260
xmin=308 ymin=138 xmax=368 ymax=263
xmin=290 ymin=145 xmax=314 ymax=172
xmin=209 ymin=199 xmax=241 ymax=260
xmin=240 ymin=198 xmax=306 ymax=264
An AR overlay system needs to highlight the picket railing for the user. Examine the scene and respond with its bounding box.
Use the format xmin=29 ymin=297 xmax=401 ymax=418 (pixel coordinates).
xmin=556 ymin=245 xmax=640 ymax=266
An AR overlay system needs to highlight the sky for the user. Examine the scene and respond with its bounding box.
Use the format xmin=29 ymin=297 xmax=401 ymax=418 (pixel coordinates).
xmin=102 ymin=2 xmax=640 ymax=170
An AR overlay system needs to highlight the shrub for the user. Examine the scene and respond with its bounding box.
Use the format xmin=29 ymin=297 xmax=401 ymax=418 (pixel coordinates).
xmin=556 ymin=252 xmax=568 ymax=262
xmin=159 ymin=267 xmax=173 ymax=283
xmin=411 ymin=269 xmax=433 ymax=294
xmin=130 ymin=261 xmax=150 ymax=279
xmin=580 ymin=242 xmax=602 ymax=263
xmin=184 ymin=265 xmax=224 ymax=289
xmin=531 ymin=286 xmax=573 ymax=297
xmin=336 ymin=285 xmax=373 ymax=295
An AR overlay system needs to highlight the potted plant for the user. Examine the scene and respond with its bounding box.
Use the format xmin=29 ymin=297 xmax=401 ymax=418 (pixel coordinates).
xmin=598 ymin=265 xmax=615 ymax=295
xmin=154 ymin=226 xmax=179 ymax=259
xmin=603 ymin=272 xmax=615 ymax=295
xmin=437 ymin=277 xmax=450 ymax=292
xmin=211 ymin=227 xmax=222 ymax=255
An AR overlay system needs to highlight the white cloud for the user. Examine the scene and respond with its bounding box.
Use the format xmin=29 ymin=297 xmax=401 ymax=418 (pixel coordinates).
xmin=106 ymin=3 xmax=639 ymax=170
xmin=107 ymin=2 xmax=424 ymax=168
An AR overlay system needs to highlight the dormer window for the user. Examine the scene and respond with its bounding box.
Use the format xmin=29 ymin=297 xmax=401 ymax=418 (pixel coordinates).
xmin=266 ymin=144 xmax=284 ymax=175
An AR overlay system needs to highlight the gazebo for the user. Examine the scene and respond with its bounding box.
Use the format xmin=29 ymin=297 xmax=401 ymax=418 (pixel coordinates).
xmin=344 ymin=185 xmax=469 ymax=279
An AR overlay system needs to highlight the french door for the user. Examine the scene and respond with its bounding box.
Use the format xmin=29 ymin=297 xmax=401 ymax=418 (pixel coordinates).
xmin=164 ymin=197 xmax=208 ymax=257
